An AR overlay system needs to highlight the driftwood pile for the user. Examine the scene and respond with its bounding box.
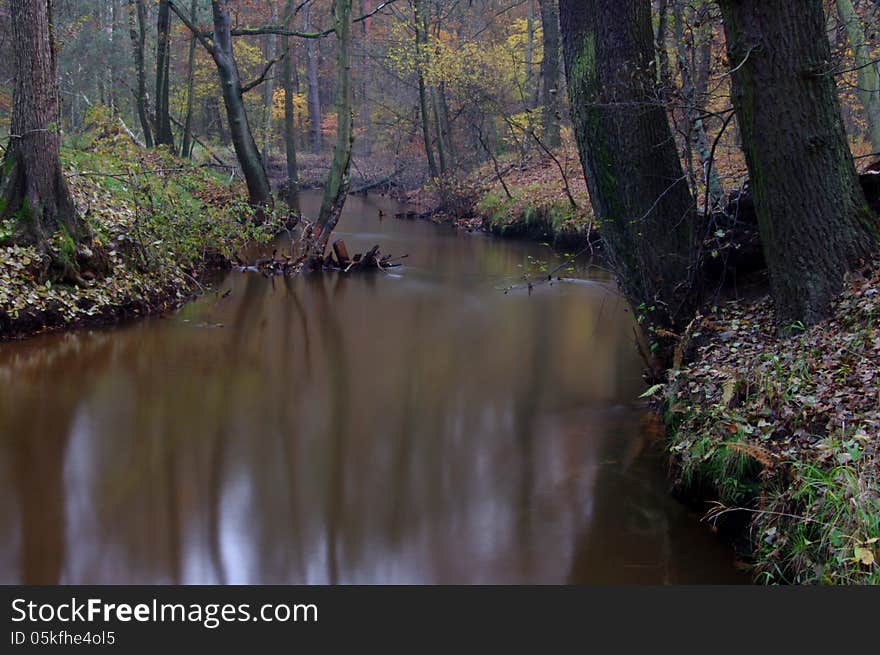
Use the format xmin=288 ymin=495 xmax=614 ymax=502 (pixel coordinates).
xmin=235 ymin=239 xmax=408 ymax=277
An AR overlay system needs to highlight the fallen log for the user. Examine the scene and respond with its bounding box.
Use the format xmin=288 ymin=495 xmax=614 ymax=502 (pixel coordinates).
xmin=235 ymin=240 xmax=406 ymax=276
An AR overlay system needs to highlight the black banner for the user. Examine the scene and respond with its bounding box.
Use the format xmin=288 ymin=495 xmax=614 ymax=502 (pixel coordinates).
xmin=1 ymin=586 xmax=875 ymax=652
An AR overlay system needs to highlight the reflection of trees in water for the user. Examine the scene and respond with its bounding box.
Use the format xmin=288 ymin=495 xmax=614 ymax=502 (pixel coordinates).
xmin=0 ymin=334 xmax=114 ymax=583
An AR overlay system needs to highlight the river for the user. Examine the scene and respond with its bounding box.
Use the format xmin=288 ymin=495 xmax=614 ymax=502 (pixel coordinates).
xmin=0 ymin=192 xmax=745 ymax=584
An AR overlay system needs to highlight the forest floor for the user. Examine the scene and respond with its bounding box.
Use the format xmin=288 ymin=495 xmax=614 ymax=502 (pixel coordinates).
xmin=658 ymin=264 xmax=880 ymax=584
xmin=0 ymin=117 xmax=281 ymax=340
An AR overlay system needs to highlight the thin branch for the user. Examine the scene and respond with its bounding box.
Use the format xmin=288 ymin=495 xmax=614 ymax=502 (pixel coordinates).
xmin=240 ymin=52 xmax=287 ymax=94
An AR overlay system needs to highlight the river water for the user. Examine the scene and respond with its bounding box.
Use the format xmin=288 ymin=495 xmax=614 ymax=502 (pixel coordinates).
xmin=0 ymin=192 xmax=744 ymax=584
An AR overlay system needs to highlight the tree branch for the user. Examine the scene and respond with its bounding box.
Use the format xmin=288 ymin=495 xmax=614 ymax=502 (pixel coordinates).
xmin=240 ymin=52 xmax=288 ymax=94
xmin=167 ymin=0 xmax=214 ymax=55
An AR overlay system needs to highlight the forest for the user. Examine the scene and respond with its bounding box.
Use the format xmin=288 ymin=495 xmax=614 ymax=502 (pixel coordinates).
xmin=0 ymin=0 xmax=878 ymax=586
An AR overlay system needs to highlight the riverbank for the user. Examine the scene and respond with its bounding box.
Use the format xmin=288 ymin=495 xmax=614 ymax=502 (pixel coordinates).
xmin=658 ymin=264 xmax=880 ymax=584
xmin=0 ymin=118 xmax=280 ymax=340
xmin=408 ymin=142 xmax=596 ymax=250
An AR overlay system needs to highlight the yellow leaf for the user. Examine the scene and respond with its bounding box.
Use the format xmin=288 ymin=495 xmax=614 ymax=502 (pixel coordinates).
xmin=854 ymin=546 xmax=875 ymax=566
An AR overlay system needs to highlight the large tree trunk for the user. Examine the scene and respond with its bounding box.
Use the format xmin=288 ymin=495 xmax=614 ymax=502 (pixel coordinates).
xmin=559 ymin=0 xmax=701 ymax=335
xmin=155 ymin=0 xmax=175 ymax=147
xmin=210 ymin=0 xmax=273 ymax=206
xmin=718 ymin=0 xmax=879 ymax=327
xmin=538 ymin=0 xmax=561 ymax=148
xmin=315 ymin=0 xmax=354 ymax=249
xmin=304 ymin=4 xmax=323 ymax=154
xmin=836 ymin=0 xmax=880 ymax=153
xmin=127 ymin=0 xmax=154 ymax=148
xmin=283 ymin=0 xmax=301 ymax=209
xmin=1 ymin=0 xmax=80 ymax=249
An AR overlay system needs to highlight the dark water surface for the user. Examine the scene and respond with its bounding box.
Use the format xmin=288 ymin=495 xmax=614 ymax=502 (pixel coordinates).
xmin=0 ymin=193 xmax=745 ymax=584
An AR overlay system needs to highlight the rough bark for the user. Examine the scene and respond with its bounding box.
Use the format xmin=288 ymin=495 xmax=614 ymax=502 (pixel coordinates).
xmin=316 ymin=0 xmax=354 ymax=248
xmin=155 ymin=0 xmax=175 ymax=147
xmin=718 ymin=0 xmax=879 ymax=326
xmin=127 ymin=0 xmax=153 ymax=147
xmin=538 ymin=0 xmax=561 ymax=148
xmin=1 ymin=0 xmax=78 ymax=245
xmin=836 ymin=0 xmax=880 ymax=152
xmin=559 ymin=0 xmax=701 ymax=334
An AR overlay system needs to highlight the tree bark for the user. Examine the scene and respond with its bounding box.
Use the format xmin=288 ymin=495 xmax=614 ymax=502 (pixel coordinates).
xmin=559 ymin=0 xmax=701 ymax=334
xmin=127 ymin=0 xmax=154 ymax=148
xmin=0 ymin=0 xmax=94 ymax=276
xmin=155 ymin=0 xmax=175 ymax=147
xmin=538 ymin=0 xmax=561 ymax=148
xmin=718 ymin=0 xmax=879 ymax=326
xmin=316 ymin=0 xmax=354 ymax=249
xmin=836 ymin=0 xmax=880 ymax=152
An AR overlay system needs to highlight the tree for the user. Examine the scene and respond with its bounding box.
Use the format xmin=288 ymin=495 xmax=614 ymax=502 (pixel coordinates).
xmin=835 ymin=0 xmax=880 ymax=153
xmin=282 ymin=0 xmax=301 ymax=209
xmin=155 ymin=0 xmax=175 ymax=147
xmin=304 ymin=3 xmax=323 ymax=154
xmin=180 ymin=0 xmax=199 ymax=158
xmin=559 ymin=0 xmax=701 ymax=336
xmin=0 ymin=0 xmax=101 ymax=281
xmin=412 ymin=0 xmax=439 ymax=179
xmin=538 ymin=0 xmax=561 ymax=148
xmin=672 ymin=0 xmax=723 ymax=210
xmin=718 ymin=0 xmax=879 ymax=326
xmin=170 ymin=0 xmax=273 ymax=206
xmin=315 ymin=0 xmax=354 ymax=249
xmin=127 ymin=0 xmax=154 ymax=147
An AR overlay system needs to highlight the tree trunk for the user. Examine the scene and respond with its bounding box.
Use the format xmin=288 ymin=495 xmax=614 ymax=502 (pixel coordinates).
xmin=283 ymin=0 xmax=301 ymax=209
xmin=539 ymin=0 xmax=561 ymax=148
xmin=304 ymin=4 xmax=323 ymax=154
xmin=155 ymin=0 xmax=175 ymax=147
xmin=718 ymin=0 xmax=879 ymax=327
xmin=180 ymin=0 xmax=199 ymax=158
xmin=673 ymin=0 xmax=724 ymax=209
xmin=210 ymin=0 xmax=273 ymax=206
xmin=127 ymin=0 xmax=153 ymax=148
xmin=655 ymin=0 xmax=671 ymax=88
xmin=316 ymin=0 xmax=354 ymax=249
xmin=358 ymin=0 xmax=373 ymax=156
xmin=0 ymin=0 xmax=95 ymax=277
xmin=559 ymin=0 xmax=701 ymax=334
xmin=413 ymin=0 xmax=438 ymax=179
xmin=836 ymin=0 xmax=880 ymax=152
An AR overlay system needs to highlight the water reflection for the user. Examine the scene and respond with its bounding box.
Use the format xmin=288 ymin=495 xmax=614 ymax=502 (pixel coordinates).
xmin=0 ymin=193 xmax=744 ymax=584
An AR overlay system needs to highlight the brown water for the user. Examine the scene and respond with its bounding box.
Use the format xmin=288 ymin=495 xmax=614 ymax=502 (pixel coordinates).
xmin=0 ymin=192 xmax=745 ymax=584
